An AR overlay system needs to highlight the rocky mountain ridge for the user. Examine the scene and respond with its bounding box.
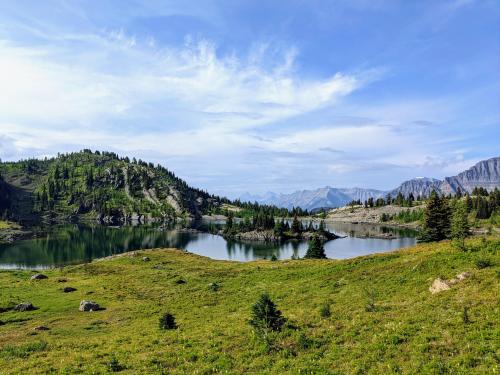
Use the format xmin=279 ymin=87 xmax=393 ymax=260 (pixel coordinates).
xmin=241 ymin=157 xmax=500 ymax=210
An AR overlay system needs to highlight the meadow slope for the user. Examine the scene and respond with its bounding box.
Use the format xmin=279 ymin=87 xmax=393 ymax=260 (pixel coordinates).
xmin=0 ymin=237 xmax=499 ymax=374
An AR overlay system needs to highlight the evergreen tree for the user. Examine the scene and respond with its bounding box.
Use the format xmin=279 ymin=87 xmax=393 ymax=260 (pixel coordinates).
xmin=159 ymin=312 xmax=177 ymax=330
xmin=304 ymin=235 xmax=327 ymax=259
xmin=291 ymin=215 xmax=301 ymax=233
xmin=465 ymin=194 xmax=472 ymax=213
xmin=475 ymin=197 xmax=491 ymax=219
xmin=451 ymin=201 xmax=470 ymax=251
xmin=419 ymin=191 xmax=451 ymax=242
xmin=249 ymin=293 xmax=286 ymax=337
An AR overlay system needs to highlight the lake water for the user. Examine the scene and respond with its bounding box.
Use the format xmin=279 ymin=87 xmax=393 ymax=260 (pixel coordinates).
xmin=0 ymin=221 xmax=418 ymax=269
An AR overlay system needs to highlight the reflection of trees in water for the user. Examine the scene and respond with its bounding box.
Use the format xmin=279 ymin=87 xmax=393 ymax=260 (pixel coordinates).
xmin=225 ymin=239 xmax=302 ymax=260
xmin=0 ymin=224 xmax=198 ymax=267
xmin=0 ymin=221 xmax=418 ymax=268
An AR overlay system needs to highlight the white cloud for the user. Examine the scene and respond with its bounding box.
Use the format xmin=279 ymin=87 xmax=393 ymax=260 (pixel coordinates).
xmin=0 ymin=34 xmax=364 ymax=132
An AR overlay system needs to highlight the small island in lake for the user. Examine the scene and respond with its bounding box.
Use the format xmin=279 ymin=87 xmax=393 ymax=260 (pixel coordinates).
xmin=220 ymin=211 xmax=340 ymax=242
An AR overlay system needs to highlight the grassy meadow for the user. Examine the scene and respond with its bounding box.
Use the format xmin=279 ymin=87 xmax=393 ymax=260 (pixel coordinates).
xmin=0 ymin=236 xmax=499 ymax=374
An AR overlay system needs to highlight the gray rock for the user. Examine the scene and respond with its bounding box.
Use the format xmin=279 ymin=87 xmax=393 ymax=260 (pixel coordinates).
xmin=31 ymin=274 xmax=48 ymax=280
xmin=79 ymin=300 xmax=100 ymax=312
xmin=142 ymin=256 xmax=150 ymax=262
xmin=15 ymin=302 xmax=36 ymax=311
xmin=34 ymin=326 xmax=49 ymax=331
xmin=63 ymin=287 xmax=77 ymax=293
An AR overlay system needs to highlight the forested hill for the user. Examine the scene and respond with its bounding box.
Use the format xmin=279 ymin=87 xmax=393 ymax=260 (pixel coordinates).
xmin=0 ymin=150 xmax=230 ymax=224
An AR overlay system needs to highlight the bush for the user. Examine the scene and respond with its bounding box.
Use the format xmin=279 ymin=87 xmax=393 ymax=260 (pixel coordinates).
xmin=107 ymin=357 xmax=123 ymax=372
xmin=208 ymin=282 xmax=220 ymax=292
xmin=319 ymin=303 xmax=331 ymax=318
xmin=159 ymin=312 xmax=177 ymax=330
xmin=475 ymin=259 xmax=492 ymax=269
xmin=462 ymin=307 xmax=470 ymax=324
xmin=364 ymin=288 xmax=377 ymax=312
xmin=270 ymin=254 xmax=278 ymax=261
xmin=249 ymin=293 xmax=286 ymax=337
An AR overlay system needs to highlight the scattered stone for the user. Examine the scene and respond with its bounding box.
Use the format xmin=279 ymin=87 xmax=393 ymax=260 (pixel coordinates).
xmin=34 ymin=326 xmax=49 ymax=331
xmin=455 ymin=272 xmax=471 ymax=281
xmin=79 ymin=300 xmax=101 ymax=312
xmin=14 ymin=302 xmax=37 ymax=312
xmin=175 ymin=279 xmax=186 ymax=285
xmin=63 ymin=287 xmax=77 ymax=293
xmin=142 ymin=256 xmax=150 ymax=262
xmin=429 ymin=278 xmax=451 ymax=294
xmin=31 ymin=273 xmax=48 ymax=280
xmin=430 ymin=272 xmax=472 ymax=294
xmin=57 ymin=278 xmax=67 ymax=283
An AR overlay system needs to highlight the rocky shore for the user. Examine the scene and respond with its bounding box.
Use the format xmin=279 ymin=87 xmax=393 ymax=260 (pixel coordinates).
xmin=222 ymin=229 xmax=341 ymax=243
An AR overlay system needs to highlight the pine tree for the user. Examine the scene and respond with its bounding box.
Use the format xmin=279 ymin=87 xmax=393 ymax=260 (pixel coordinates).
xmin=304 ymin=235 xmax=327 ymax=259
xmin=451 ymin=201 xmax=470 ymax=251
xmin=291 ymin=215 xmax=301 ymax=233
xmin=249 ymin=293 xmax=286 ymax=337
xmin=419 ymin=191 xmax=451 ymax=242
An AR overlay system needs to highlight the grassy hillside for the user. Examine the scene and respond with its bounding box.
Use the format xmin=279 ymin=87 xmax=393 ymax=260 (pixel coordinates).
xmin=0 ymin=236 xmax=498 ymax=374
xmin=0 ymin=150 xmax=227 ymax=223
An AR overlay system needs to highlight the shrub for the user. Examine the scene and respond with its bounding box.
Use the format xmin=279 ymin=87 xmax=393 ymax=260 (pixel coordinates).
xmin=249 ymin=293 xmax=286 ymax=337
xmin=462 ymin=307 xmax=470 ymax=324
xmin=107 ymin=357 xmax=123 ymax=372
xmin=319 ymin=303 xmax=331 ymax=318
xmin=159 ymin=312 xmax=177 ymax=330
xmin=364 ymin=288 xmax=377 ymax=312
xmin=475 ymin=259 xmax=492 ymax=269
xmin=270 ymin=254 xmax=278 ymax=261
xmin=208 ymin=282 xmax=220 ymax=292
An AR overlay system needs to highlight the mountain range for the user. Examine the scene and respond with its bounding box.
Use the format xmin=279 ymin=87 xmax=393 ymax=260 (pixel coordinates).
xmin=239 ymin=157 xmax=500 ymax=211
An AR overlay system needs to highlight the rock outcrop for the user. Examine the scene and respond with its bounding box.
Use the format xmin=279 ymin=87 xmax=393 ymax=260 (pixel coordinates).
xmin=429 ymin=272 xmax=471 ymax=294
xmin=79 ymin=300 xmax=101 ymax=312
xmin=31 ymin=273 xmax=48 ymax=280
xmin=15 ymin=302 xmax=36 ymax=311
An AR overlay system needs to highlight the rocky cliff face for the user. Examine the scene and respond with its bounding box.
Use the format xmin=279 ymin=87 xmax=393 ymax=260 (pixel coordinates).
xmin=338 ymin=187 xmax=385 ymax=203
xmin=389 ymin=178 xmax=442 ymax=198
xmin=440 ymin=157 xmax=500 ymax=195
xmin=240 ymin=157 xmax=500 ymax=210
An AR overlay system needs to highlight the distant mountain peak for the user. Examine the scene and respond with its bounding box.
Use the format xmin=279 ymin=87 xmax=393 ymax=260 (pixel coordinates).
xmin=239 ymin=157 xmax=500 ymax=210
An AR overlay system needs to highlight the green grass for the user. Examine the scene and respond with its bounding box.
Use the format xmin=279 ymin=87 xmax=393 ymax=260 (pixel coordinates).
xmin=0 ymin=236 xmax=499 ymax=374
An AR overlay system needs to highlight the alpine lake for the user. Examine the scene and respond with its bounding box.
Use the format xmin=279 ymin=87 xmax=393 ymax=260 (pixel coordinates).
xmin=0 ymin=219 xmax=418 ymax=269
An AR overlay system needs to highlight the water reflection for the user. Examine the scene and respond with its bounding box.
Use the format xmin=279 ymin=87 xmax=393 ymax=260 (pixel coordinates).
xmin=0 ymin=221 xmax=417 ymax=269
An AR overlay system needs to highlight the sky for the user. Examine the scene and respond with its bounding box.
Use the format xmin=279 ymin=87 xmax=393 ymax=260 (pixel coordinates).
xmin=0 ymin=0 xmax=499 ymax=198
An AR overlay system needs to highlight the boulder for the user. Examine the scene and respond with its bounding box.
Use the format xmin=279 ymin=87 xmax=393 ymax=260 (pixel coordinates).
xmin=455 ymin=272 xmax=471 ymax=281
xmin=34 ymin=326 xmax=49 ymax=331
xmin=429 ymin=272 xmax=472 ymax=294
xmin=142 ymin=256 xmax=150 ymax=262
xmin=31 ymin=274 xmax=48 ymax=280
xmin=79 ymin=300 xmax=100 ymax=312
xmin=15 ymin=302 xmax=36 ymax=312
xmin=63 ymin=287 xmax=77 ymax=293
xmin=429 ymin=278 xmax=451 ymax=294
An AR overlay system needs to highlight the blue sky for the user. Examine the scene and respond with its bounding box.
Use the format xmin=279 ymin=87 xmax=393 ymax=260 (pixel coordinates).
xmin=0 ymin=0 xmax=499 ymax=197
